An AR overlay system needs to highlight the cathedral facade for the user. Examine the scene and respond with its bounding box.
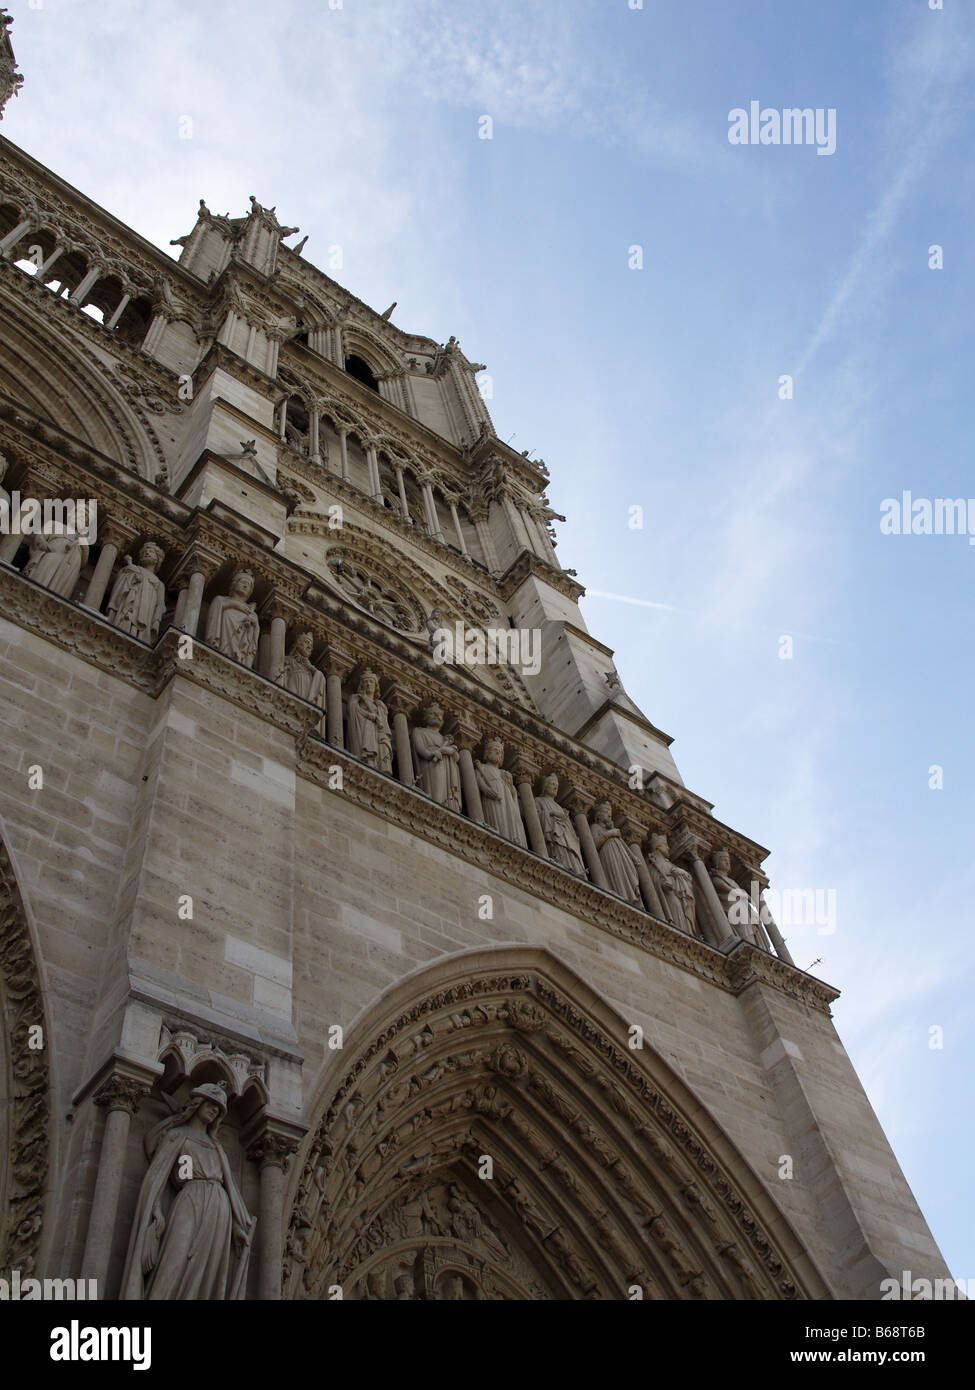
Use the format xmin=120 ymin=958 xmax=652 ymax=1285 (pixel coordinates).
xmin=0 ymin=12 xmax=952 ymax=1300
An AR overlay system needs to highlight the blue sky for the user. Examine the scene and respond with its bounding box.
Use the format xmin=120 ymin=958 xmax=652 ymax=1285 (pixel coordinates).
xmin=4 ymin=0 xmax=971 ymax=1280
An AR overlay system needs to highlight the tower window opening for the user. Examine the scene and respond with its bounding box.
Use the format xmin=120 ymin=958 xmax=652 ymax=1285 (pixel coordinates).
xmin=345 ymin=354 xmax=379 ymax=392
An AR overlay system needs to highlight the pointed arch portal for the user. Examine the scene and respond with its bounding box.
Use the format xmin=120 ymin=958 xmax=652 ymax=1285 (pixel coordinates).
xmin=285 ymin=951 xmax=829 ymax=1301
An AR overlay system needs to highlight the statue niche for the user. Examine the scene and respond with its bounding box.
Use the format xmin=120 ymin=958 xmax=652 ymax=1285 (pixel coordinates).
xmin=120 ymin=1083 xmax=255 ymax=1300
xmin=346 ymin=668 xmax=393 ymax=773
xmin=590 ymin=801 xmax=641 ymax=907
xmin=204 ymin=569 xmax=260 ymax=668
xmin=534 ymin=773 xmax=585 ymax=875
xmin=105 ymin=541 xmax=167 ymax=642
xmin=474 ymin=738 xmax=527 ymax=847
xmin=411 ymin=703 xmax=462 ymax=812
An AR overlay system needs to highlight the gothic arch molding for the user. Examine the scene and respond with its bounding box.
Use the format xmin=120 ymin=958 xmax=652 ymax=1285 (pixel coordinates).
xmin=284 ymin=948 xmax=830 ymax=1300
xmin=0 ymin=280 xmax=162 ymax=477
xmin=0 ymin=823 xmax=54 ymax=1280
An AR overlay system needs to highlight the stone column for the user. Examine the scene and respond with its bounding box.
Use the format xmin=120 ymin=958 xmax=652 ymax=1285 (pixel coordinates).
xmin=82 ymin=521 xmax=137 ymax=614
xmin=450 ymin=718 xmax=484 ymax=822
xmin=472 ymin=515 xmax=499 ymax=572
xmin=172 ymin=548 xmax=222 ymax=638
xmin=684 ymin=844 xmax=736 ymax=949
xmin=181 ymin=571 xmax=207 ymax=637
xmin=106 ymin=293 xmax=132 ymax=331
xmin=38 ymin=246 xmax=65 ymax=279
xmin=510 ymin=756 xmax=547 ymax=858
xmin=71 ymin=264 xmax=103 ymax=305
xmin=245 ymin=1128 xmax=301 ymax=1302
xmin=746 ymin=873 xmax=795 ymax=965
xmin=338 ymin=428 xmax=350 ymax=482
xmin=81 ymin=1071 xmax=152 ymax=1290
xmin=385 ymin=683 xmax=417 ymax=787
xmin=446 ymin=496 xmax=469 ymax=556
xmin=0 ymin=218 xmax=33 ymax=255
xmin=395 ymin=466 xmax=411 ymax=523
xmin=622 ymin=818 xmax=666 ymax=918
xmin=564 ymin=788 xmax=608 ymax=889
xmin=309 ymin=408 xmax=321 ymax=466
xmin=173 ymin=580 xmax=189 ymax=629
xmin=420 ymin=481 xmax=441 ymax=540
xmin=278 ymin=400 xmax=288 ymax=442
xmin=322 ymin=643 xmax=355 ymax=748
xmin=260 ymin=594 xmax=300 ymax=681
xmin=365 ymin=444 xmax=382 ymax=502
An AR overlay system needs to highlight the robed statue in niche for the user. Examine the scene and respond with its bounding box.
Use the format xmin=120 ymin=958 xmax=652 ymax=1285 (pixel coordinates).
xmin=120 ymin=1083 xmax=255 ymax=1300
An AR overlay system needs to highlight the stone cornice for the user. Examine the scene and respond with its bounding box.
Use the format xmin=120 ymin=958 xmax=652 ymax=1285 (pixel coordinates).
xmin=499 ymin=550 xmax=585 ymax=603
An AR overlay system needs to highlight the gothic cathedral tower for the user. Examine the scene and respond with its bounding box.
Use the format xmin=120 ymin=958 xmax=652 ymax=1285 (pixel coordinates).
xmin=0 ymin=11 xmax=952 ymax=1301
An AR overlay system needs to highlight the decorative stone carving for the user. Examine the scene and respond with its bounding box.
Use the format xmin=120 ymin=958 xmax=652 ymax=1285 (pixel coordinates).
xmin=647 ymin=832 xmax=697 ymax=937
xmin=590 ymin=802 xmax=641 ymax=907
xmin=346 ymin=668 xmax=393 ymax=773
xmin=105 ymin=541 xmax=166 ymax=642
xmin=204 ymin=569 xmax=260 ymax=668
xmin=327 ymin=553 xmax=418 ymax=631
xmin=411 ymin=703 xmax=462 ymax=812
xmin=22 ymin=530 xmax=89 ymax=598
xmin=534 ymin=773 xmax=585 ymax=875
xmin=120 ymin=1083 xmax=255 ymax=1300
xmin=474 ymin=738 xmax=527 ymax=846
xmin=0 ymin=836 xmax=51 ymax=1281
xmin=710 ymin=849 xmax=765 ymax=948
xmin=274 ymin=630 xmax=326 ymax=714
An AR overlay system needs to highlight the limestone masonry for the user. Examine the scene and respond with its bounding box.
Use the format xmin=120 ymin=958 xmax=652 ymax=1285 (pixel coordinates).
xmin=0 ymin=9 xmax=952 ymax=1300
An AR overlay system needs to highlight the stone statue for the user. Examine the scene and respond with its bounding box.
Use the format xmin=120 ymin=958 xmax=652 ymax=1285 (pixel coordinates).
xmin=534 ymin=773 xmax=585 ymax=875
xmin=411 ymin=703 xmax=462 ymax=811
xmin=425 ymin=607 xmax=445 ymax=652
xmin=204 ymin=569 xmax=260 ymax=668
xmin=590 ymin=801 xmax=641 ymax=907
xmin=474 ymin=738 xmax=527 ymax=847
xmin=22 ymin=529 xmax=89 ymax=598
xmin=710 ymin=848 xmax=766 ymax=947
xmin=120 ymin=1083 xmax=255 ymax=1300
xmin=105 ymin=542 xmax=166 ymax=642
xmin=346 ymin=668 xmax=393 ymax=773
xmin=647 ymin=833 xmax=696 ymax=936
xmin=274 ymin=630 xmax=326 ymax=715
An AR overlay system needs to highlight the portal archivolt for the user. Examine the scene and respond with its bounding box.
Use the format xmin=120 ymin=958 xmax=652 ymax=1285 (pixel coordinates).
xmin=284 ymin=952 xmax=829 ymax=1301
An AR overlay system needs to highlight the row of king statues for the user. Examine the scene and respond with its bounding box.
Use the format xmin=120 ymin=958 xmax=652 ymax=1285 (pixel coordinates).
xmin=3 ymin=531 xmax=769 ymax=947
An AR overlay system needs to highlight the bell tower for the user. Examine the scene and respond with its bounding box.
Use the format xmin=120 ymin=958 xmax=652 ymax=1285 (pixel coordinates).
xmin=0 ymin=42 xmax=956 ymax=1302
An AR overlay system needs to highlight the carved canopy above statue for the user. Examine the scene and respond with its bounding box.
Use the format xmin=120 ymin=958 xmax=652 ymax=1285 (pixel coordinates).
xmin=284 ymin=950 xmax=829 ymax=1301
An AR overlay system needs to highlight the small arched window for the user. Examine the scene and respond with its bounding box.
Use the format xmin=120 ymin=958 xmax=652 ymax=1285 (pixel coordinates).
xmin=345 ymin=354 xmax=379 ymax=392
